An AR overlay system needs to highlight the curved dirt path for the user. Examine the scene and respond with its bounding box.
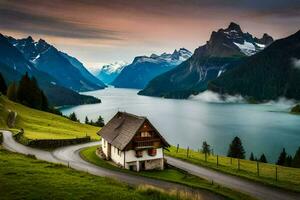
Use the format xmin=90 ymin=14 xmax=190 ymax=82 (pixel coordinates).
xmin=1 ymin=130 xmax=223 ymax=200
xmin=166 ymin=156 xmax=300 ymax=200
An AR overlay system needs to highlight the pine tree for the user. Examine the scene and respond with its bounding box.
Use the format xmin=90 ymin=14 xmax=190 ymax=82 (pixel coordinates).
xmin=276 ymin=148 xmax=287 ymax=166
xmin=292 ymin=147 xmax=300 ymax=168
xmin=85 ymin=116 xmax=89 ymax=124
xmin=0 ymin=73 xmax=7 ymax=95
xmin=95 ymin=115 xmax=105 ymax=127
xmin=227 ymin=136 xmax=245 ymax=159
xmin=15 ymin=73 xmax=49 ymax=111
xmin=40 ymin=91 xmax=49 ymax=111
xmin=249 ymin=152 xmax=255 ymax=161
xmin=202 ymin=141 xmax=211 ymax=155
xmin=285 ymin=155 xmax=293 ymax=167
xmin=69 ymin=112 xmax=79 ymax=122
xmin=7 ymin=82 xmax=18 ymax=101
xmin=17 ymin=72 xmax=31 ymax=106
xmin=29 ymin=77 xmax=42 ymax=109
xmin=259 ymin=154 xmax=267 ymax=163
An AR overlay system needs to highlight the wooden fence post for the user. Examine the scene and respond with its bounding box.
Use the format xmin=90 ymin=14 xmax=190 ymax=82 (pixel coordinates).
xmin=257 ymin=162 xmax=259 ymax=176
xmin=230 ymin=157 xmax=233 ymax=165
xmin=217 ymin=155 xmax=219 ymax=167
xmin=275 ymin=166 xmax=278 ymax=181
xmin=205 ymin=152 xmax=207 ymax=162
xmin=176 ymin=144 xmax=179 ymax=153
xmin=238 ymin=159 xmax=240 ymax=170
xmin=187 ymin=146 xmax=189 ymax=158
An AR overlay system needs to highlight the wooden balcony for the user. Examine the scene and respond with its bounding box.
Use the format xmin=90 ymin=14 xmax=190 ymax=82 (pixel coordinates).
xmin=133 ymin=137 xmax=161 ymax=149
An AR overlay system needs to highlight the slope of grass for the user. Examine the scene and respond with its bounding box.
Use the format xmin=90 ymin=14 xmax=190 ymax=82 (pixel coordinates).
xmin=80 ymin=146 xmax=255 ymax=200
xmin=165 ymin=146 xmax=300 ymax=192
xmin=0 ymin=96 xmax=100 ymax=140
xmin=0 ymin=148 xmax=183 ymax=200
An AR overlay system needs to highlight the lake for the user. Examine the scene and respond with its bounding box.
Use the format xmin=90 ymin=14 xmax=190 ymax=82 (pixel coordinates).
xmin=60 ymin=88 xmax=300 ymax=163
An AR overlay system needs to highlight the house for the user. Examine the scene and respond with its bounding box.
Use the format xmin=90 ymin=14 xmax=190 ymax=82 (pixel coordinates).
xmin=98 ymin=112 xmax=170 ymax=171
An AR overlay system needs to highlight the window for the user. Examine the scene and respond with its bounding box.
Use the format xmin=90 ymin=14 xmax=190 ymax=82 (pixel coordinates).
xmin=148 ymin=148 xmax=157 ymax=156
xmin=118 ymin=149 xmax=121 ymax=156
xmin=141 ymin=132 xmax=151 ymax=137
xmin=103 ymin=140 xmax=106 ymax=148
xmin=135 ymin=150 xmax=143 ymax=158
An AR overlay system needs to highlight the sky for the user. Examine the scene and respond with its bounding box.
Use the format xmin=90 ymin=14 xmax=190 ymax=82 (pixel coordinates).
xmin=0 ymin=0 xmax=300 ymax=72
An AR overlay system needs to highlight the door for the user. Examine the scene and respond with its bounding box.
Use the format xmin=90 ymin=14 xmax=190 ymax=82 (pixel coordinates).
xmin=140 ymin=161 xmax=145 ymax=170
xmin=107 ymin=143 xmax=111 ymax=159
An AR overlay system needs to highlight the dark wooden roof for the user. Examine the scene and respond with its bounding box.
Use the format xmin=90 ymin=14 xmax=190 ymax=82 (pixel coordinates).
xmin=97 ymin=112 xmax=169 ymax=150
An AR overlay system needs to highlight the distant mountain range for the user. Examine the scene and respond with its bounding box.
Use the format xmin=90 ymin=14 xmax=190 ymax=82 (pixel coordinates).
xmin=209 ymin=30 xmax=300 ymax=101
xmin=95 ymin=61 xmax=128 ymax=84
xmin=112 ymin=48 xmax=192 ymax=89
xmin=139 ymin=22 xmax=274 ymax=98
xmin=0 ymin=34 xmax=103 ymax=106
xmin=8 ymin=36 xmax=105 ymax=91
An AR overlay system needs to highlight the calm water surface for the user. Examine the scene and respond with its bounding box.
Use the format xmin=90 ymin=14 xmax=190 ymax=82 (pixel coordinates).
xmin=60 ymin=88 xmax=300 ymax=162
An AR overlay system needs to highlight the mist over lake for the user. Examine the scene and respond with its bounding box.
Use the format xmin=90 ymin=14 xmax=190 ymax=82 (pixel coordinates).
xmin=60 ymin=88 xmax=300 ymax=163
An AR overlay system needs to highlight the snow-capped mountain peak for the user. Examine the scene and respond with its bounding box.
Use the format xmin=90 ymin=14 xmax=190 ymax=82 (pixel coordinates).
xmin=96 ymin=61 xmax=128 ymax=84
xmin=132 ymin=48 xmax=192 ymax=65
xmin=172 ymin=48 xmax=193 ymax=61
xmin=101 ymin=61 xmax=128 ymax=74
xmin=204 ymin=22 xmax=274 ymax=57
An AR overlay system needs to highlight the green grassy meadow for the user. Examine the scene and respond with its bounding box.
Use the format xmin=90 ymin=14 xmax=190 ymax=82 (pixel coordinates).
xmin=0 ymin=148 xmax=186 ymax=200
xmin=165 ymin=146 xmax=300 ymax=192
xmin=80 ymin=146 xmax=255 ymax=200
xmin=0 ymin=96 xmax=100 ymax=140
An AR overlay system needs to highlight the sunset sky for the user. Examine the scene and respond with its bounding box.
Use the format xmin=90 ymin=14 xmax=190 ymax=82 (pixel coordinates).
xmin=0 ymin=0 xmax=299 ymax=71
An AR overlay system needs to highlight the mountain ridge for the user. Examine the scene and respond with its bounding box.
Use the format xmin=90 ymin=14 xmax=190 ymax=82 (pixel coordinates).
xmin=139 ymin=22 xmax=273 ymax=98
xmin=112 ymin=48 xmax=192 ymax=89
xmin=8 ymin=36 xmax=105 ymax=92
xmin=0 ymin=34 xmax=101 ymax=106
xmin=208 ymin=29 xmax=300 ymax=101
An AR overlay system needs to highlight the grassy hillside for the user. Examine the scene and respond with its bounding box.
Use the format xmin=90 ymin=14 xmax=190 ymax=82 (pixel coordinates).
xmin=0 ymin=148 xmax=182 ymax=200
xmin=0 ymin=95 xmax=100 ymax=140
xmin=166 ymin=146 xmax=300 ymax=192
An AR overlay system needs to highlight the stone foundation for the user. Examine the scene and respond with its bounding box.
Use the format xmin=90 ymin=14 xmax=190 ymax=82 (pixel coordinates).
xmin=145 ymin=158 xmax=163 ymax=170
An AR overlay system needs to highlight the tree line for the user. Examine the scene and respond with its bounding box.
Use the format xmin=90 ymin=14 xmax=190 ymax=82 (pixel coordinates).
xmin=0 ymin=72 xmax=61 ymax=115
xmin=66 ymin=112 xmax=105 ymax=127
xmin=201 ymin=136 xmax=300 ymax=168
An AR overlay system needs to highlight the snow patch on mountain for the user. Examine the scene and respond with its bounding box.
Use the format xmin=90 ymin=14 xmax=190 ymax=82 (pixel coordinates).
xmin=234 ymin=41 xmax=256 ymax=56
xmin=133 ymin=48 xmax=192 ymax=66
xmin=255 ymin=43 xmax=266 ymax=48
xmin=100 ymin=61 xmax=128 ymax=74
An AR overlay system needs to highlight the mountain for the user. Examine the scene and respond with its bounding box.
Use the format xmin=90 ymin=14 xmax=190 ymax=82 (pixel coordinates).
xmin=8 ymin=36 xmax=105 ymax=91
xmin=208 ymin=30 xmax=300 ymax=101
xmin=60 ymin=52 xmax=106 ymax=88
xmin=0 ymin=34 xmax=100 ymax=106
xmin=95 ymin=61 xmax=128 ymax=84
xmin=112 ymin=48 xmax=192 ymax=89
xmin=139 ymin=22 xmax=273 ymax=98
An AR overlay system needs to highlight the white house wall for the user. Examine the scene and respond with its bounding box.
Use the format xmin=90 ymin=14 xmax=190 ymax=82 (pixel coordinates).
xmin=125 ymin=148 xmax=163 ymax=163
xmin=102 ymin=139 xmax=108 ymax=156
xmin=110 ymin=145 xmax=125 ymax=166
